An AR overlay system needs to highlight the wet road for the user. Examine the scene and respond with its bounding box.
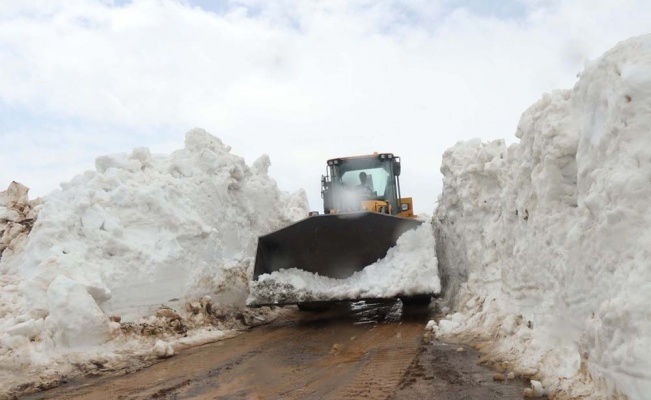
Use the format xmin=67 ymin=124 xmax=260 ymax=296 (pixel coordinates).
xmin=24 ymin=302 xmax=534 ymax=399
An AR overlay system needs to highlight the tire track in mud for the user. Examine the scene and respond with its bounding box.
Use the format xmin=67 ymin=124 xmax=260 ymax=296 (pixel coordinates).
xmin=22 ymin=322 xmax=301 ymax=400
xmin=332 ymin=323 xmax=423 ymax=400
xmin=21 ymin=303 xmax=540 ymax=400
xmin=269 ymin=319 xmax=424 ymax=400
xmin=24 ymin=302 xmax=428 ymax=400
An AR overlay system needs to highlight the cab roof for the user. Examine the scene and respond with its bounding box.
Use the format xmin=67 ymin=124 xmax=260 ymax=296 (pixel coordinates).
xmin=326 ymin=153 xmax=397 ymax=163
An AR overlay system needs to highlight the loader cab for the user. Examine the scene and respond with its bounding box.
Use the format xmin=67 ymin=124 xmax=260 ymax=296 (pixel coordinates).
xmin=321 ymin=153 xmax=403 ymax=215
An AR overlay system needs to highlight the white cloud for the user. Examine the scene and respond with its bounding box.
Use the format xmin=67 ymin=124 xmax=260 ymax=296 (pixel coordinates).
xmin=1 ymin=0 xmax=650 ymax=210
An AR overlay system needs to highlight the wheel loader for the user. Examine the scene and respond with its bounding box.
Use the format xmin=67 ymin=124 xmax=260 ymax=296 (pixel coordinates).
xmin=248 ymin=153 xmax=433 ymax=308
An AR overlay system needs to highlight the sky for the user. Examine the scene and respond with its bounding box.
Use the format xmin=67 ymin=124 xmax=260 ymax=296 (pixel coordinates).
xmin=1 ymin=0 xmax=650 ymax=212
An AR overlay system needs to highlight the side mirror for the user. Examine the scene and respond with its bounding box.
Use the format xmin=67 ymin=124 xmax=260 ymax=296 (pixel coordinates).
xmin=393 ymin=161 xmax=401 ymax=176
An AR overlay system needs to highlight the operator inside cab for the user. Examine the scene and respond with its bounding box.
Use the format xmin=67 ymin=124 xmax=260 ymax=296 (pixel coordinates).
xmin=356 ymin=172 xmax=373 ymax=196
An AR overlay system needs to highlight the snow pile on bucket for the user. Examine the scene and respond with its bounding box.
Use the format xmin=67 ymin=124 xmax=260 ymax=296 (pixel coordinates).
xmin=0 ymin=129 xmax=307 ymax=396
xmin=248 ymin=223 xmax=439 ymax=305
xmin=433 ymin=34 xmax=651 ymax=400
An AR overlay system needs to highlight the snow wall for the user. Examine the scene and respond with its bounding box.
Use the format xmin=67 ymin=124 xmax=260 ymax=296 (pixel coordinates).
xmin=0 ymin=129 xmax=308 ymax=389
xmin=434 ymin=35 xmax=651 ymax=400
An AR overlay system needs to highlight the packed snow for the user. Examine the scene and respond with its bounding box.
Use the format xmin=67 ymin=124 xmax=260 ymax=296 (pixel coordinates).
xmin=433 ymin=34 xmax=651 ymax=400
xmin=247 ymin=222 xmax=440 ymax=305
xmin=0 ymin=129 xmax=307 ymax=397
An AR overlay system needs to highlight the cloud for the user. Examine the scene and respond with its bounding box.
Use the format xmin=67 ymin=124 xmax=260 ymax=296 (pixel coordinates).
xmin=1 ymin=0 xmax=650 ymax=210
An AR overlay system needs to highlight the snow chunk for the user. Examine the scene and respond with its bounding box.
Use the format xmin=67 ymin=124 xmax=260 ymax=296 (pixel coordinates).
xmin=5 ymin=318 xmax=44 ymax=339
xmin=46 ymin=276 xmax=110 ymax=347
xmin=153 ymin=340 xmax=175 ymax=358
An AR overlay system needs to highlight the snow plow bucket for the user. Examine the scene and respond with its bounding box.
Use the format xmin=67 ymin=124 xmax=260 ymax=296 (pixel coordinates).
xmin=252 ymin=212 xmax=423 ymax=281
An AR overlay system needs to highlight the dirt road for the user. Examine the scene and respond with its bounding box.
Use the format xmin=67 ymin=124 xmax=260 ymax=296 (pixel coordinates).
xmin=24 ymin=302 xmax=534 ymax=399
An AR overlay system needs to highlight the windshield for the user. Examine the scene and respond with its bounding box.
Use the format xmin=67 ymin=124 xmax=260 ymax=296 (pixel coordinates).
xmin=333 ymin=157 xmax=393 ymax=198
xmin=340 ymin=167 xmax=390 ymax=196
xmin=323 ymin=155 xmax=399 ymax=214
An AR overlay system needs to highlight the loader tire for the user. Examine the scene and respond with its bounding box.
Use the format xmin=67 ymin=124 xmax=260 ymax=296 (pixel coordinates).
xmin=297 ymin=303 xmax=332 ymax=312
xmin=400 ymin=295 xmax=432 ymax=307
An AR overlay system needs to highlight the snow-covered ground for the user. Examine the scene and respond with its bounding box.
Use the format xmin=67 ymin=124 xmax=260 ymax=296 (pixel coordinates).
xmin=432 ymin=34 xmax=651 ymax=400
xmin=0 ymin=129 xmax=308 ymax=396
xmin=248 ymin=222 xmax=440 ymax=305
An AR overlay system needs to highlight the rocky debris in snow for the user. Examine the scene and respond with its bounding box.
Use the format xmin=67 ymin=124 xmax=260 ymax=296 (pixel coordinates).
xmin=155 ymin=306 xmax=182 ymax=321
xmin=186 ymin=301 xmax=202 ymax=314
xmin=118 ymin=301 xmax=275 ymax=340
xmin=0 ymin=181 xmax=42 ymax=259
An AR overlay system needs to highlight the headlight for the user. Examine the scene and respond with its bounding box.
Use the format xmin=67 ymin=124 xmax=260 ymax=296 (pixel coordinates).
xmin=401 ymin=203 xmax=409 ymax=211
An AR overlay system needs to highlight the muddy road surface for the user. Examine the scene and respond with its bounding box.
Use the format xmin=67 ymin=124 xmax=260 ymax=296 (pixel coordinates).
xmin=25 ymin=301 xmax=535 ymax=399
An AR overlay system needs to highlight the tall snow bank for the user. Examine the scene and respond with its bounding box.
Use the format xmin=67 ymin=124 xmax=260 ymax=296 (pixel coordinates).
xmin=435 ymin=35 xmax=651 ymax=400
xmin=8 ymin=129 xmax=306 ymax=319
xmin=0 ymin=129 xmax=307 ymax=394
